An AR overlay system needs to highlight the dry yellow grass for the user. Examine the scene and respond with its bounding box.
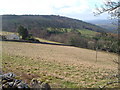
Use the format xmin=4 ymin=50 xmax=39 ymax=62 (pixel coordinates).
xmin=2 ymin=41 xmax=119 ymax=88
xmin=0 ymin=31 xmax=18 ymax=35
xmin=2 ymin=41 xmax=118 ymax=70
xmin=35 ymin=37 xmax=63 ymax=44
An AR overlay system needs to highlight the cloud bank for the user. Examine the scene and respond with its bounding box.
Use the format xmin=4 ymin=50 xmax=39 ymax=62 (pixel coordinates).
xmin=0 ymin=0 xmax=109 ymax=20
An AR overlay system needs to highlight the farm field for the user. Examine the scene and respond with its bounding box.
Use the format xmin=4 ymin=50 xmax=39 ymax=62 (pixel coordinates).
xmin=78 ymin=29 xmax=97 ymax=37
xmin=0 ymin=31 xmax=18 ymax=35
xmin=2 ymin=41 xmax=118 ymax=88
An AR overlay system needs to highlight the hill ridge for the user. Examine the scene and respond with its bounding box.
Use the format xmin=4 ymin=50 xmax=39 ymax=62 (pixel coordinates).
xmin=2 ymin=15 xmax=106 ymax=33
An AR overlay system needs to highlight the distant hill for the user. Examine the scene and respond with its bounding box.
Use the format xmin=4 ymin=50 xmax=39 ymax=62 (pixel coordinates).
xmin=1 ymin=15 xmax=118 ymax=53
xmin=86 ymin=19 xmax=118 ymax=33
xmin=2 ymin=15 xmax=106 ymax=33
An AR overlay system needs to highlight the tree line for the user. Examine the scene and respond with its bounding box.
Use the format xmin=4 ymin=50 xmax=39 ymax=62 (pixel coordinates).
xmin=18 ymin=25 xmax=118 ymax=53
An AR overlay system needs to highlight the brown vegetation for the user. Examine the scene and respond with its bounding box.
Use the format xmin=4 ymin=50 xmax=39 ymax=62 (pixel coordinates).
xmin=2 ymin=41 xmax=118 ymax=88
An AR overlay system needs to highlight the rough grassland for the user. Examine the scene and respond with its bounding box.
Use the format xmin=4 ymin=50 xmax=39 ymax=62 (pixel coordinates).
xmin=2 ymin=41 xmax=118 ymax=88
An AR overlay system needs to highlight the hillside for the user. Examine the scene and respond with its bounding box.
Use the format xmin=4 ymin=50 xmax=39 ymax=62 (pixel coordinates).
xmin=86 ymin=19 xmax=118 ymax=33
xmin=2 ymin=15 xmax=106 ymax=33
xmin=2 ymin=15 xmax=118 ymax=53
xmin=2 ymin=41 xmax=118 ymax=88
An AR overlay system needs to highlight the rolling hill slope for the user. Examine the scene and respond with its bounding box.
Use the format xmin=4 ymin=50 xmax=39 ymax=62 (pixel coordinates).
xmin=2 ymin=15 xmax=106 ymax=33
xmin=2 ymin=41 xmax=118 ymax=88
xmin=87 ymin=19 xmax=118 ymax=33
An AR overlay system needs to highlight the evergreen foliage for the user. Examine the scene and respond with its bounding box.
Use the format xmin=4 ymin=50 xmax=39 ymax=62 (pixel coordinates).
xmin=17 ymin=25 xmax=28 ymax=39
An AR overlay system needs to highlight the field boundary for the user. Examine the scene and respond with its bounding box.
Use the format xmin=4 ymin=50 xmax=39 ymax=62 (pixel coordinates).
xmin=1 ymin=39 xmax=71 ymax=46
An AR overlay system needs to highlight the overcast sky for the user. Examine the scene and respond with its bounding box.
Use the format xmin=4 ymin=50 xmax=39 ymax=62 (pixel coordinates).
xmin=0 ymin=0 xmax=111 ymax=21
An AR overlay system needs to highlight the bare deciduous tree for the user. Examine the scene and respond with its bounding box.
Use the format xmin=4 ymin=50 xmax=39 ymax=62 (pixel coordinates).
xmin=94 ymin=0 xmax=120 ymax=18
xmin=94 ymin=0 xmax=120 ymax=88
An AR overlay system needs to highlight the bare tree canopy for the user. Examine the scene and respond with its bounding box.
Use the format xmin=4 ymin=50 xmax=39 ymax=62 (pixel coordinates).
xmin=94 ymin=0 xmax=120 ymax=18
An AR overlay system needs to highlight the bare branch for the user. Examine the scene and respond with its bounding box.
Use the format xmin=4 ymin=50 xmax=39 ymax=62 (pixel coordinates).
xmin=94 ymin=0 xmax=120 ymax=18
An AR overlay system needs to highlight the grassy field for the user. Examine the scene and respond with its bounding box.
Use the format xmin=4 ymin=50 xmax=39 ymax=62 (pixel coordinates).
xmin=78 ymin=29 xmax=97 ymax=38
xmin=79 ymin=29 xmax=97 ymax=35
xmin=2 ymin=41 xmax=118 ymax=88
xmin=35 ymin=37 xmax=63 ymax=44
xmin=46 ymin=28 xmax=97 ymax=38
xmin=0 ymin=31 xmax=18 ymax=35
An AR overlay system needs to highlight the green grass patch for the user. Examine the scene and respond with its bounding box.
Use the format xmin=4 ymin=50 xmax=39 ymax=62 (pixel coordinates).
xmin=62 ymin=81 xmax=78 ymax=88
xmin=78 ymin=29 xmax=97 ymax=37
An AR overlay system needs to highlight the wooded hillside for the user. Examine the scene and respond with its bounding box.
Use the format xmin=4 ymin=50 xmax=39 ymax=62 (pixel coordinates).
xmin=2 ymin=15 xmax=106 ymax=33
